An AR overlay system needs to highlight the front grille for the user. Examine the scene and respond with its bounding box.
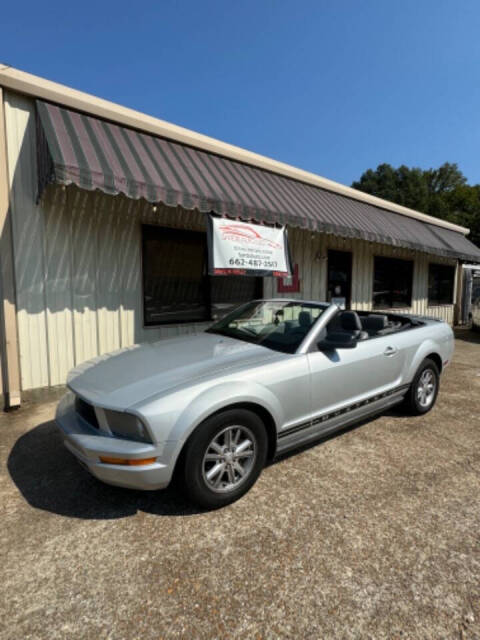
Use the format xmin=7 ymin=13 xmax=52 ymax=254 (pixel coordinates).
xmin=75 ymin=396 xmax=99 ymax=429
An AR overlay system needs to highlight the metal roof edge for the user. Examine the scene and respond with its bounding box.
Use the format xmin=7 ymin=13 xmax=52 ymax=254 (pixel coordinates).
xmin=0 ymin=64 xmax=470 ymax=236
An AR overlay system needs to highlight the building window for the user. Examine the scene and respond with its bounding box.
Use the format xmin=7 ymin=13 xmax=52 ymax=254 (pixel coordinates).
xmin=428 ymin=264 xmax=455 ymax=306
xmin=142 ymin=225 xmax=263 ymax=326
xmin=373 ymin=256 xmax=413 ymax=309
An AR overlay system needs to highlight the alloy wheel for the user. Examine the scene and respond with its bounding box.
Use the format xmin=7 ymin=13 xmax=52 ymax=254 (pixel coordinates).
xmin=202 ymin=425 xmax=257 ymax=493
xmin=417 ymin=368 xmax=436 ymax=408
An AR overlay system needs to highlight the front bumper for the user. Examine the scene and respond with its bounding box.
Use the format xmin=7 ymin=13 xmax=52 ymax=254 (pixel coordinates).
xmin=55 ymin=392 xmax=180 ymax=490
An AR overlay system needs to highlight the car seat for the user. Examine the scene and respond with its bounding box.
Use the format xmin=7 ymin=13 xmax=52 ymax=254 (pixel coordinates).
xmin=361 ymin=314 xmax=388 ymax=336
xmin=288 ymin=311 xmax=313 ymax=338
xmin=338 ymin=311 xmax=368 ymax=340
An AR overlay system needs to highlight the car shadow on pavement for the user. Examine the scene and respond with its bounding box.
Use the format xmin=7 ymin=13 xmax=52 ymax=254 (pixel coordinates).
xmin=9 ymin=407 xmax=410 ymax=520
xmin=7 ymin=420 xmax=203 ymax=519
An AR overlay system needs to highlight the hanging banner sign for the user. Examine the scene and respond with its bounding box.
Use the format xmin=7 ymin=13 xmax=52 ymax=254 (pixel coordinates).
xmin=207 ymin=216 xmax=292 ymax=277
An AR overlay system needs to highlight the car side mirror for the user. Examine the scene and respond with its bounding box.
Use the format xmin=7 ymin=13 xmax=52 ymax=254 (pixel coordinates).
xmin=317 ymin=333 xmax=358 ymax=350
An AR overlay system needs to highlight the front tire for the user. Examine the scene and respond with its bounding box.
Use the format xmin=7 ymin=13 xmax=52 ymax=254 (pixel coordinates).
xmin=183 ymin=409 xmax=268 ymax=509
xmin=404 ymin=358 xmax=440 ymax=415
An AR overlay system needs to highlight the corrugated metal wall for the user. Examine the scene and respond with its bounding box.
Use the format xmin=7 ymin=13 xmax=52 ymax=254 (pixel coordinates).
xmin=4 ymin=91 xmax=457 ymax=392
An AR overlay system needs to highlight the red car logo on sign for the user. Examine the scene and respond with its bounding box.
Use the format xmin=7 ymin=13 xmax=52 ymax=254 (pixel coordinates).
xmin=219 ymin=223 xmax=282 ymax=249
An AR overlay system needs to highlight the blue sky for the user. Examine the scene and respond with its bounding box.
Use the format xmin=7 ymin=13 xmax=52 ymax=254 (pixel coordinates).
xmin=2 ymin=0 xmax=480 ymax=186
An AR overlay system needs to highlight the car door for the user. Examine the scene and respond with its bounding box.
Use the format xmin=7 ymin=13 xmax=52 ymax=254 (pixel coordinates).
xmin=307 ymin=332 xmax=406 ymax=421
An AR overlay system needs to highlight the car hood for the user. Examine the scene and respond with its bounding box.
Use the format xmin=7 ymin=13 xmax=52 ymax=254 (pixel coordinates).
xmin=67 ymin=332 xmax=280 ymax=409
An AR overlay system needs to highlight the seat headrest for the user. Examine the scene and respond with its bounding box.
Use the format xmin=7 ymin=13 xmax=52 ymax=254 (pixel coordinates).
xmin=298 ymin=311 xmax=312 ymax=327
xmin=362 ymin=314 xmax=388 ymax=332
xmin=340 ymin=311 xmax=362 ymax=331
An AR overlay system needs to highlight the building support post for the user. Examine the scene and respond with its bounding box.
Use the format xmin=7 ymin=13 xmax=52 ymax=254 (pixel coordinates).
xmin=0 ymin=87 xmax=21 ymax=408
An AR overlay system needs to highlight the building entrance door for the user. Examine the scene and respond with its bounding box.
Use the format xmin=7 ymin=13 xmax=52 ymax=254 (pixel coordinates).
xmin=326 ymin=250 xmax=352 ymax=309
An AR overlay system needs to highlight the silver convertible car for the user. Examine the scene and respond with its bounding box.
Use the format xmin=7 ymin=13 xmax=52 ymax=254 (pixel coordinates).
xmin=56 ymin=299 xmax=454 ymax=508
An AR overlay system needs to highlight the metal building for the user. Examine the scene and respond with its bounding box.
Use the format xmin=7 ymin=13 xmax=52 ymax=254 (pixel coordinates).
xmin=1 ymin=65 xmax=480 ymax=408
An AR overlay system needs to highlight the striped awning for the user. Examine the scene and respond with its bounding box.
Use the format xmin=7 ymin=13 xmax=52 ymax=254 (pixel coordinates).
xmin=36 ymin=99 xmax=480 ymax=263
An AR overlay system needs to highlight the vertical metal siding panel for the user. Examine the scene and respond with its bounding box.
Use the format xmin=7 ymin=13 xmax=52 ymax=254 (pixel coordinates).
xmin=364 ymin=240 xmax=373 ymax=311
xmin=308 ymin=231 xmax=316 ymax=299
xmin=95 ymin=194 xmax=121 ymax=354
xmin=417 ymin=254 xmax=428 ymax=316
xmin=418 ymin=254 xmax=424 ymax=315
xmin=308 ymin=230 xmax=315 ymax=299
xmin=310 ymin=232 xmax=323 ymax=300
xmin=43 ymin=187 xmax=75 ymax=385
xmin=360 ymin=241 xmax=367 ymax=311
xmin=411 ymin=254 xmax=420 ymax=315
xmin=298 ymin=230 xmax=306 ymax=298
xmin=318 ymin=233 xmax=328 ymax=300
xmin=295 ymin=229 xmax=304 ymax=299
xmin=363 ymin=241 xmax=373 ymax=311
xmin=359 ymin=241 xmax=366 ymax=311
xmin=71 ymin=190 xmax=99 ymax=364
xmin=296 ymin=229 xmax=305 ymax=300
xmin=293 ymin=228 xmax=300 ymax=299
xmin=301 ymin=230 xmax=312 ymax=299
xmin=4 ymin=93 xmax=49 ymax=390
xmin=353 ymin=238 xmax=360 ymax=311
xmin=118 ymin=198 xmax=141 ymax=347
xmin=351 ymin=238 xmax=361 ymax=311
xmin=291 ymin=229 xmax=300 ymax=299
xmin=265 ymin=276 xmax=273 ymax=298
xmin=285 ymin=229 xmax=296 ymax=299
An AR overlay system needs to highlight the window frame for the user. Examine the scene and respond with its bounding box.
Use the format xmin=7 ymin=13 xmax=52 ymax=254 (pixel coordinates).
xmin=372 ymin=255 xmax=414 ymax=310
xmin=141 ymin=224 xmax=263 ymax=327
xmin=427 ymin=262 xmax=456 ymax=307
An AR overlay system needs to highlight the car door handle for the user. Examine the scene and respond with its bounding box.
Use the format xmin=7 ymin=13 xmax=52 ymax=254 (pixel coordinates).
xmin=383 ymin=346 xmax=398 ymax=356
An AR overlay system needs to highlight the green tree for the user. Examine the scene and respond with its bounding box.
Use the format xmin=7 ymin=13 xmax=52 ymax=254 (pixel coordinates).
xmin=352 ymin=163 xmax=429 ymax=212
xmin=444 ymin=184 xmax=480 ymax=246
xmin=352 ymin=163 xmax=480 ymax=247
xmin=424 ymin=162 xmax=466 ymax=195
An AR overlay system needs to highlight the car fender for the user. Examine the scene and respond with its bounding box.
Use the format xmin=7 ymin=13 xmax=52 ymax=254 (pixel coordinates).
xmin=169 ymin=380 xmax=282 ymax=445
xmin=404 ymin=337 xmax=446 ymax=384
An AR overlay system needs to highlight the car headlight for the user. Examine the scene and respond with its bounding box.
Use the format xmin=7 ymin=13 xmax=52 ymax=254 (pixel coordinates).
xmin=103 ymin=409 xmax=152 ymax=443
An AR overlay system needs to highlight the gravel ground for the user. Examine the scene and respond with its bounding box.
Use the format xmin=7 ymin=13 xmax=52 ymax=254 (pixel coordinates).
xmin=1 ymin=331 xmax=479 ymax=639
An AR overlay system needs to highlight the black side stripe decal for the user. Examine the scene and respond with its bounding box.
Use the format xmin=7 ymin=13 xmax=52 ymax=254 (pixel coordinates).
xmin=278 ymin=384 xmax=410 ymax=440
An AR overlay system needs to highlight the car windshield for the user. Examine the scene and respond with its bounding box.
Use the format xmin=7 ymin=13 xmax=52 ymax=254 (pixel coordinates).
xmin=206 ymin=300 xmax=328 ymax=353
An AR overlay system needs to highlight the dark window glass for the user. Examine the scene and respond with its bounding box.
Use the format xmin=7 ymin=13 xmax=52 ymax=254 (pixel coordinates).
xmin=326 ymin=250 xmax=352 ymax=308
xmin=142 ymin=225 xmax=263 ymax=325
xmin=210 ymin=275 xmax=263 ymax=318
xmin=428 ymin=264 xmax=455 ymax=306
xmin=373 ymin=256 xmax=413 ymax=309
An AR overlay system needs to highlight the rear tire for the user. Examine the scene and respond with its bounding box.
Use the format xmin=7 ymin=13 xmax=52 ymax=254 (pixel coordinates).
xmin=403 ymin=358 xmax=440 ymax=415
xmin=183 ymin=409 xmax=268 ymax=509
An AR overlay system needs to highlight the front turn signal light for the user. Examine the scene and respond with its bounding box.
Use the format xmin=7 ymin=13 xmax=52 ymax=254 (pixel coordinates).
xmin=99 ymin=456 xmax=156 ymax=466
